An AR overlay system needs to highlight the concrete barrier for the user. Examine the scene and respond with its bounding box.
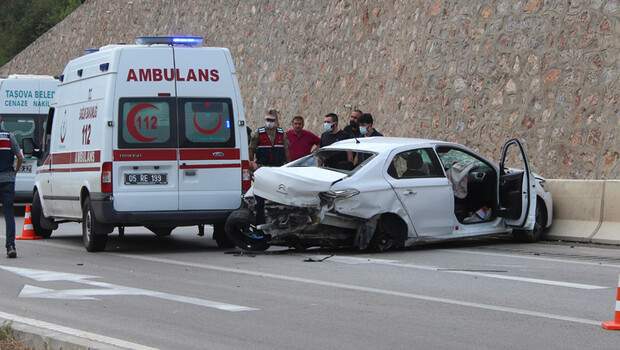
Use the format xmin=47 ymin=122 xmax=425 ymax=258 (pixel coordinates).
xmin=543 ymin=179 xmax=605 ymax=242
xmin=592 ymin=180 xmax=620 ymax=245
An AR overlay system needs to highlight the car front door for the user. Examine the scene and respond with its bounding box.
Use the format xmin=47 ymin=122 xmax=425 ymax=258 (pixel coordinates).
xmin=384 ymin=147 xmax=454 ymax=237
xmin=499 ymin=139 xmax=536 ymax=230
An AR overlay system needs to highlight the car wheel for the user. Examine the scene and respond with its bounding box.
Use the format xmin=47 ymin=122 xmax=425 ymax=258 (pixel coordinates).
xmin=147 ymin=226 xmax=174 ymax=237
xmin=513 ymin=199 xmax=547 ymax=243
xmin=225 ymin=209 xmax=269 ymax=252
xmin=31 ymin=192 xmax=53 ymax=238
xmin=368 ymin=215 xmax=406 ymax=252
xmin=82 ymin=198 xmax=108 ymax=252
xmin=213 ymin=223 xmax=235 ymax=248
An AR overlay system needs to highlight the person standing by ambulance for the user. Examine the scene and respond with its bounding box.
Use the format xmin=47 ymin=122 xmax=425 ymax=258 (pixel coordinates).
xmin=249 ymin=109 xmax=290 ymax=169
xmin=0 ymin=118 xmax=24 ymax=258
xmin=248 ymin=110 xmax=290 ymax=226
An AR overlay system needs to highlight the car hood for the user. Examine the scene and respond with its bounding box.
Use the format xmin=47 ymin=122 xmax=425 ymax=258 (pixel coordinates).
xmin=252 ymin=166 xmax=348 ymax=207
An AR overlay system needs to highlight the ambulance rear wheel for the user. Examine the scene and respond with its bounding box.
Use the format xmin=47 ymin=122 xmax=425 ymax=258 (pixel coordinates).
xmin=81 ymin=198 xmax=108 ymax=252
xmin=213 ymin=223 xmax=235 ymax=248
xmin=147 ymin=226 xmax=173 ymax=237
xmin=31 ymin=192 xmax=53 ymax=239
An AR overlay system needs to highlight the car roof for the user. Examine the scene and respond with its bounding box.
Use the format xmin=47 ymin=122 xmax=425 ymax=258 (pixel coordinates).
xmin=323 ymin=137 xmax=455 ymax=153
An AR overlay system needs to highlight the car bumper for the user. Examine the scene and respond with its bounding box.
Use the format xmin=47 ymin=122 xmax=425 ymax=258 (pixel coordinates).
xmin=90 ymin=193 xmax=236 ymax=226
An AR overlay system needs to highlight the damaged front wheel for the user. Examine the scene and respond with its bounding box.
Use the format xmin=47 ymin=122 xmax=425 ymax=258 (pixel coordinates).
xmin=225 ymin=209 xmax=270 ymax=252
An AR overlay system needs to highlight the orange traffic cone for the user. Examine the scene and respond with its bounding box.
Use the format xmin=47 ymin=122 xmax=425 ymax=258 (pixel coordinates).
xmin=16 ymin=205 xmax=41 ymax=240
xmin=602 ymin=275 xmax=620 ymax=330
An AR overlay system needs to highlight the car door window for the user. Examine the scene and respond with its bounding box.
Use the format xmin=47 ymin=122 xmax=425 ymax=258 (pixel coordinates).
xmin=388 ymin=148 xmax=444 ymax=179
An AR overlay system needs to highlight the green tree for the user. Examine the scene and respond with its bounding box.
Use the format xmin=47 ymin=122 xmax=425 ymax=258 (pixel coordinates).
xmin=0 ymin=0 xmax=82 ymax=67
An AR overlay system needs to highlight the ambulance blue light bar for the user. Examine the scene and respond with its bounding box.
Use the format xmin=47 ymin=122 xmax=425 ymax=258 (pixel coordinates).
xmin=135 ymin=36 xmax=203 ymax=47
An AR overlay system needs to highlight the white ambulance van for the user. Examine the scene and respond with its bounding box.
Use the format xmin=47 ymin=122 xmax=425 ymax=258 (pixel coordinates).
xmin=0 ymin=75 xmax=57 ymax=203
xmin=33 ymin=36 xmax=251 ymax=252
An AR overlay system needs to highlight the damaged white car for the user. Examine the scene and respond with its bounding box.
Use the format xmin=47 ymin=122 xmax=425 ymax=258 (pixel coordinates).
xmin=224 ymin=137 xmax=553 ymax=252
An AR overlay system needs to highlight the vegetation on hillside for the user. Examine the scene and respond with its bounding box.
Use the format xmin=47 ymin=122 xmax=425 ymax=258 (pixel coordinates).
xmin=0 ymin=0 xmax=83 ymax=66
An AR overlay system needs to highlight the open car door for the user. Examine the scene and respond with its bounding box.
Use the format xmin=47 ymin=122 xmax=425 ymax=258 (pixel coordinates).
xmin=498 ymin=139 xmax=536 ymax=230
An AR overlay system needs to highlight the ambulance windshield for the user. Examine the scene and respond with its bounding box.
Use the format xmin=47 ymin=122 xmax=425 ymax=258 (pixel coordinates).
xmin=0 ymin=114 xmax=44 ymax=153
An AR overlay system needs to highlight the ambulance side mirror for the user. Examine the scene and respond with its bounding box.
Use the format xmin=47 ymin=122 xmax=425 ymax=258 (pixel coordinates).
xmin=22 ymin=138 xmax=35 ymax=157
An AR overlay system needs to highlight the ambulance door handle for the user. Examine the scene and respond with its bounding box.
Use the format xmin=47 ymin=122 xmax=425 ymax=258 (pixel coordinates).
xmin=185 ymin=170 xmax=197 ymax=176
xmin=212 ymin=152 xmax=225 ymax=157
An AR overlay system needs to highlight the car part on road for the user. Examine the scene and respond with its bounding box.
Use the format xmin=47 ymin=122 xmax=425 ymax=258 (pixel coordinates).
xmin=224 ymin=209 xmax=270 ymax=251
xmin=82 ymin=198 xmax=108 ymax=252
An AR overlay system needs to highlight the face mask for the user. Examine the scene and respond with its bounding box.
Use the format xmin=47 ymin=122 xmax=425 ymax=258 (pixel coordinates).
xmin=323 ymin=122 xmax=333 ymax=132
xmin=265 ymin=121 xmax=275 ymax=128
xmin=360 ymin=126 xmax=368 ymax=136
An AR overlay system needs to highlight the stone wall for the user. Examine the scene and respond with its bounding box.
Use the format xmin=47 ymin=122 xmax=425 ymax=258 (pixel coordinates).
xmin=1 ymin=0 xmax=618 ymax=179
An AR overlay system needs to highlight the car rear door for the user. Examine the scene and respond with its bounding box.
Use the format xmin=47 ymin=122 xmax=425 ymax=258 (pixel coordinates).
xmin=499 ymin=139 xmax=536 ymax=230
xmin=384 ymin=147 xmax=454 ymax=236
xmin=174 ymin=48 xmax=242 ymax=210
xmin=113 ymin=47 xmax=179 ymax=212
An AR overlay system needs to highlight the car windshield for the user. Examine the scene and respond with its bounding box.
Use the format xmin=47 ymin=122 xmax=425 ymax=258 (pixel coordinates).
xmin=289 ymin=149 xmax=375 ymax=173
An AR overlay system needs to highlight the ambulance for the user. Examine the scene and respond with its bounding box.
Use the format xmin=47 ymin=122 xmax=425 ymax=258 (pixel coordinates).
xmin=33 ymin=36 xmax=251 ymax=252
xmin=0 ymin=75 xmax=57 ymax=203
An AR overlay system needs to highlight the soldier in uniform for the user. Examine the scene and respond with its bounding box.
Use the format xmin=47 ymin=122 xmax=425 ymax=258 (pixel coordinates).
xmin=248 ymin=109 xmax=290 ymax=226
xmin=0 ymin=117 xmax=24 ymax=258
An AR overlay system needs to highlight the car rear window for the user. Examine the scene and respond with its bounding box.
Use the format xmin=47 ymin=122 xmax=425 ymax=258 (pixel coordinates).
xmin=290 ymin=149 xmax=374 ymax=173
xmin=179 ymin=98 xmax=235 ymax=148
xmin=118 ymin=98 xmax=176 ymax=148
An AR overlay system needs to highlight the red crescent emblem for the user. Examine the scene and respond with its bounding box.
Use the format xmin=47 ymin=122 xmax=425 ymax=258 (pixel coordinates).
xmin=193 ymin=113 xmax=223 ymax=135
xmin=127 ymin=103 xmax=157 ymax=142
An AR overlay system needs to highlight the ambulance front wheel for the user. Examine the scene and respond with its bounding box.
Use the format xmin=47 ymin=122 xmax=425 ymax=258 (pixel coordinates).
xmin=31 ymin=191 xmax=54 ymax=238
xmin=82 ymin=198 xmax=108 ymax=252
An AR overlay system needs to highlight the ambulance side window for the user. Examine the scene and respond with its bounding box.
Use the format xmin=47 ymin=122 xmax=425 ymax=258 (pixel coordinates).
xmin=118 ymin=98 xmax=176 ymax=148
xmin=179 ymin=98 xmax=235 ymax=148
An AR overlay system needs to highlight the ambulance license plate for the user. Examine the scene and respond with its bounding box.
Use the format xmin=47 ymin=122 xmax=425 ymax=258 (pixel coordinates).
xmin=124 ymin=173 xmax=167 ymax=185
xmin=19 ymin=164 xmax=32 ymax=173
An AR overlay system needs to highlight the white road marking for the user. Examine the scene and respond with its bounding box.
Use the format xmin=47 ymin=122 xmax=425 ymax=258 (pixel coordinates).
xmin=0 ymin=309 xmax=158 ymax=350
xmin=328 ymin=255 xmax=608 ymax=290
xmin=106 ymin=253 xmax=601 ymax=326
xmin=436 ymin=249 xmax=620 ymax=269
xmin=0 ymin=265 xmax=257 ymax=312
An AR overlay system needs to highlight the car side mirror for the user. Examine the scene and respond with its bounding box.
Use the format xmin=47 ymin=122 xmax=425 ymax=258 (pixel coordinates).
xmin=22 ymin=138 xmax=35 ymax=156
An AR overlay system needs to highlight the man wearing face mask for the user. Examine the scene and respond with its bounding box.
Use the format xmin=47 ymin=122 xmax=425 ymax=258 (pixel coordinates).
xmin=343 ymin=109 xmax=363 ymax=138
xmin=249 ymin=109 xmax=289 ymax=169
xmin=319 ymin=113 xmax=350 ymax=147
xmin=358 ymin=113 xmax=383 ymax=138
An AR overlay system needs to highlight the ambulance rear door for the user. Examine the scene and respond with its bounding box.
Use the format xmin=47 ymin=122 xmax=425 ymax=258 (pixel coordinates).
xmin=113 ymin=47 xmax=179 ymax=211
xmin=174 ymin=47 xmax=242 ymax=210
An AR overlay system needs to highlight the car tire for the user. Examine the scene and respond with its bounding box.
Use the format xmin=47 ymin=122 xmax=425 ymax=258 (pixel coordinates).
xmin=513 ymin=199 xmax=547 ymax=243
xmin=82 ymin=198 xmax=108 ymax=252
xmin=31 ymin=192 xmax=53 ymax=239
xmin=368 ymin=215 xmax=406 ymax=252
xmin=213 ymin=223 xmax=235 ymax=248
xmin=147 ymin=226 xmax=174 ymax=237
xmin=225 ymin=209 xmax=269 ymax=252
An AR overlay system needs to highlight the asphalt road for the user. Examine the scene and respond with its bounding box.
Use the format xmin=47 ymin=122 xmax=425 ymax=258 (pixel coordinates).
xmin=0 ymin=217 xmax=619 ymax=349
